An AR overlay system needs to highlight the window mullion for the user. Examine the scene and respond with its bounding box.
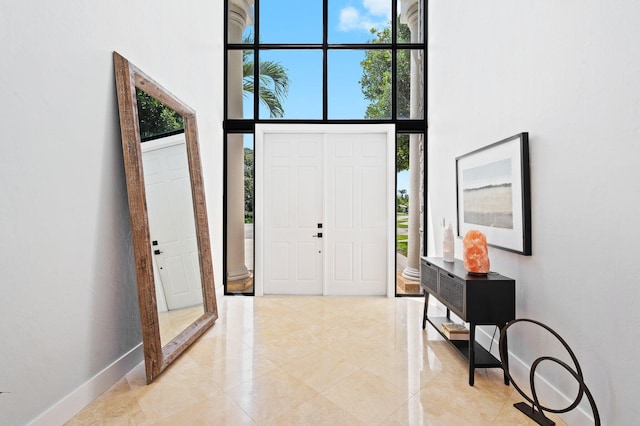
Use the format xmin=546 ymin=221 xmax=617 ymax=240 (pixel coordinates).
xmin=391 ymin=0 xmax=398 ymax=121
xmin=254 ymin=0 xmax=260 ymax=120
xmin=322 ymin=0 xmax=328 ymax=120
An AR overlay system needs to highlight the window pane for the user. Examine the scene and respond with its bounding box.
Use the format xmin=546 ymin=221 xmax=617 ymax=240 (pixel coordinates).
xmin=331 ymin=49 xmax=391 ymax=119
xmin=398 ymin=0 xmax=423 ymax=43
xmin=258 ymin=50 xmax=322 ymax=119
xmin=227 ymin=50 xmax=254 ymax=119
xmin=327 ymin=50 xmax=364 ymax=119
xmin=328 ymin=0 xmax=391 ymax=44
xmin=225 ymin=133 xmax=254 ymax=295
xmin=397 ymin=49 xmax=424 ymax=120
xmin=395 ymin=132 xmax=423 ymax=296
xmin=260 ymin=0 xmax=322 ymax=43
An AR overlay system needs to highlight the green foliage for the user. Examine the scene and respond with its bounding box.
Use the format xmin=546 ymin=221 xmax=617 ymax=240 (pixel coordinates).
xmin=360 ymin=46 xmax=392 ymax=119
xmin=359 ymin=20 xmax=411 ymax=119
xmin=360 ymin=20 xmax=412 ymax=172
xmin=396 ymin=134 xmax=409 ymax=173
xmin=135 ymin=88 xmax=184 ymax=139
xmin=243 ymin=34 xmax=290 ymax=118
xmin=396 ymin=241 xmax=408 ymax=257
xmin=244 ymin=146 xmax=254 ymax=220
xmin=397 ymin=189 xmax=409 ymax=213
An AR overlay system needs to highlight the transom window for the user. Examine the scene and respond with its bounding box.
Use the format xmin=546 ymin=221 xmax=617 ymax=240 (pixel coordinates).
xmin=225 ymin=0 xmax=424 ymax=126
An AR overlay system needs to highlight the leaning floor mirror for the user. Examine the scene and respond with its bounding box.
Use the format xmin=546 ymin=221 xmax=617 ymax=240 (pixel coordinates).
xmin=113 ymin=52 xmax=217 ymax=383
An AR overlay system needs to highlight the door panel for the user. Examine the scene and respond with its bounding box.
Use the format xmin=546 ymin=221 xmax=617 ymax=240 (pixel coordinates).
xmin=333 ymin=243 xmax=354 ymax=281
xmin=362 ymin=242 xmax=386 ymax=281
xmin=325 ymin=132 xmax=388 ymax=296
xmin=263 ymin=133 xmax=324 ymax=295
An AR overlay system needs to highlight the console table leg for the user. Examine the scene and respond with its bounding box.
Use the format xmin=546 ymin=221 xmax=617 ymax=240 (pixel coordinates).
xmin=422 ymin=293 xmax=429 ymax=329
xmin=499 ymin=323 xmax=510 ymax=385
xmin=468 ymin=323 xmax=476 ymax=386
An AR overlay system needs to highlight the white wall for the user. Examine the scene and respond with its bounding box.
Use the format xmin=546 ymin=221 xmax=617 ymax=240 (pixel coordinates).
xmin=0 ymin=1 xmax=224 ymax=424
xmin=428 ymin=0 xmax=640 ymax=424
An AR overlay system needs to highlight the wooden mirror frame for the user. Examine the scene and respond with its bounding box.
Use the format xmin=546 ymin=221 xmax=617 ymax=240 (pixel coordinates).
xmin=113 ymin=52 xmax=217 ymax=383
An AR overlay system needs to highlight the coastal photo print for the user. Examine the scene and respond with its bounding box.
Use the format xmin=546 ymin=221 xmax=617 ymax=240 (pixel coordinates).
xmin=456 ymin=133 xmax=531 ymax=255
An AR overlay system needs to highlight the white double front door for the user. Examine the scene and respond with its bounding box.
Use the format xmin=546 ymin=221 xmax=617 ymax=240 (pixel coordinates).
xmin=255 ymin=124 xmax=395 ymax=296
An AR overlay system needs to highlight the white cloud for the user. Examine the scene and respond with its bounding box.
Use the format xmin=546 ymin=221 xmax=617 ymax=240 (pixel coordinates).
xmin=363 ymin=0 xmax=390 ymax=17
xmin=338 ymin=4 xmax=387 ymax=32
xmin=338 ymin=6 xmax=360 ymax=31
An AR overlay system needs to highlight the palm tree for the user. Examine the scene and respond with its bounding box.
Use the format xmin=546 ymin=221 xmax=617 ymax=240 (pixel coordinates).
xmin=242 ymin=34 xmax=290 ymax=118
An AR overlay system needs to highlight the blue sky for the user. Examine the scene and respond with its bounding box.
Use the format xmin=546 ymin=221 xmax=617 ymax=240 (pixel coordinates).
xmin=241 ymin=0 xmax=394 ymax=120
xmin=242 ymin=0 xmax=409 ymax=193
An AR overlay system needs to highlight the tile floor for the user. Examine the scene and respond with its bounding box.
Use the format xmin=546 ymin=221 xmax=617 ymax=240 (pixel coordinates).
xmin=67 ymin=295 xmax=566 ymax=425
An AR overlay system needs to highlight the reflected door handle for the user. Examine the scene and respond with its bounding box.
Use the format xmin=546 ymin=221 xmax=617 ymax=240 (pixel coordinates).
xmin=154 ymin=249 xmax=163 ymax=255
xmin=312 ymin=233 xmax=323 ymax=238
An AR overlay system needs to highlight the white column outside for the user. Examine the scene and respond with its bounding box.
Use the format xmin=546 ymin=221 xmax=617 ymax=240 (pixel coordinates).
xmin=401 ymin=0 xmax=422 ymax=281
xmin=227 ymin=2 xmax=253 ymax=282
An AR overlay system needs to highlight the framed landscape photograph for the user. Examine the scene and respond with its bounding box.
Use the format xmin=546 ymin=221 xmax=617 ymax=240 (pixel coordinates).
xmin=456 ymin=132 xmax=531 ymax=255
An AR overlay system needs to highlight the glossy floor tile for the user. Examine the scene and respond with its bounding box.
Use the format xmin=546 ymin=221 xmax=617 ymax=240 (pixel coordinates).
xmin=67 ymin=294 xmax=567 ymax=425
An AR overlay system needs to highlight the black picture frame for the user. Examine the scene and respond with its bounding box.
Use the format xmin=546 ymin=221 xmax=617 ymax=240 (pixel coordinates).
xmin=456 ymin=132 xmax=531 ymax=255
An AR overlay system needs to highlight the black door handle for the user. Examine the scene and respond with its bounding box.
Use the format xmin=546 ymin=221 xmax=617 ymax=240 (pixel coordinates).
xmin=154 ymin=249 xmax=163 ymax=255
xmin=312 ymin=233 xmax=323 ymax=238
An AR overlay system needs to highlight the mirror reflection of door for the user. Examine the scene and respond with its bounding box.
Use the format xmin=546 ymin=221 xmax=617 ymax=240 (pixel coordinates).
xmin=136 ymin=90 xmax=204 ymax=346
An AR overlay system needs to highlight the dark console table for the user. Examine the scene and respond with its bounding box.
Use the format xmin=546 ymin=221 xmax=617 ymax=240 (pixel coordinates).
xmin=420 ymin=257 xmax=515 ymax=386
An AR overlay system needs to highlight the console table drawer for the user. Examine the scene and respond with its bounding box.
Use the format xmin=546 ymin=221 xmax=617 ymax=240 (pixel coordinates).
xmin=420 ymin=259 xmax=438 ymax=292
xmin=438 ymin=271 xmax=465 ymax=317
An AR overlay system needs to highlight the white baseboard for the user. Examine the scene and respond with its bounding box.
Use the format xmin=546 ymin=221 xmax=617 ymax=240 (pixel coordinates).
xmin=28 ymin=343 xmax=143 ymax=426
xmin=475 ymin=326 xmax=595 ymax=425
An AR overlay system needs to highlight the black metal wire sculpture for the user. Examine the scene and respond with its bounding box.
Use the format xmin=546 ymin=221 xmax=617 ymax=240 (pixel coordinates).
xmin=499 ymin=319 xmax=600 ymax=426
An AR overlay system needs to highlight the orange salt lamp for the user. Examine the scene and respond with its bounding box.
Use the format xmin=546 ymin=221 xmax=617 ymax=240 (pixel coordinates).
xmin=463 ymin=230 xmax=490 ymax=274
